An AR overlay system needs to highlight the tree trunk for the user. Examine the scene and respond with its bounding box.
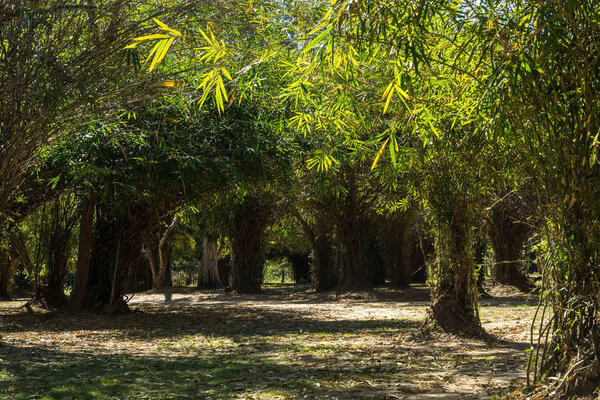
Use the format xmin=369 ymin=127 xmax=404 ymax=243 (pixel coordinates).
xmin=157 ymin=216 xmax=178 ymax=288
xmin=0 ymin=248 xmax=14 ymax=300
xmin=296 ymin=210 xmax=337 ymax=292
xmin=143 ymin=216 xmax=178 ymax=290
xmin=218 ymin=255 xmax=231 ymax=286
xmin=427 ymin=220 xmax=481 ymax=334
xmin=4 ymin=232 xmax=34 ymax=300
xmin=197 ymin=235 xmax=221 ymax=288
xmin=289 ymin=252 xmax=311 ymax=283
xmin=87 ymin=205 xmax=150 ymax=313
xmin=378 ymin=210 xmax=414 ymax=288
xmin=490 ymin=244 xmax=532 ymax=291
xmin=486 ymin=192 xmax=534 ymax=291
xmin=67 ymin=194 xmax=96 ymax=312
xmin=229 ymin=193 xmax=272 ymax=293
xmin=334 ymin=179 xmax=375 ymax=290
xmin=142 ymin=239 xmax=160 ymax=288
xmin=40 ymin=197 xmax=78 ymax=308
xmin=311 ymin=233 xmax=337 ymax=291
xmin=425 ymin=198 xmax=482 ymax=335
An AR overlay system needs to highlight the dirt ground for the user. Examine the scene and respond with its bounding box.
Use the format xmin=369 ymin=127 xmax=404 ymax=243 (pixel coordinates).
xmin=0 ymin=284 xmax=542 ymax=399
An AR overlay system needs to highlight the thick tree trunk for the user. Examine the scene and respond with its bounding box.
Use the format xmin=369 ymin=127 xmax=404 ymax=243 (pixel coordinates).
xmin=539 ymin=214 xmax=600 ymax=394
xmin=490 ymin=245 xmax=532 ymax=291
xmin=41 ymin=198 xmax=78 ymax=308
xmin=87 ymin=205 xmax=151 ymax=313
xmin=229 ymin=193 xmax=272 ymax=293
xmin=311 ymin=234 xmax=337 ymax=291
xmin=218 ymin=255 xmax=231 ymax=286
xmin=67 ymin=194 xmax=96 ymax=312
xmin=296 ymin=210 xmax=337 ymax=292
xmin=426 ymin=216 xmax=482 ymax=335
xmin=486 ymin=192 xmax=534 ymax=291
xmin=197 ymin=235 xmax=221 ymax=288
xmin=335 ymin=182 xmax=377 ymax=290
xmin=378 ymin=210 xmax=414 ymax=288
xmin=289 ymin=252 xmax=311 ymax=283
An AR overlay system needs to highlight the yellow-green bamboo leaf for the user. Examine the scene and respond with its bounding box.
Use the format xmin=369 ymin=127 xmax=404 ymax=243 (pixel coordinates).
xmin=152 ymin=18 xmax=182 ymax=37
xmin=196 ymin=71 xmax=214 ymax=90
xmin=383 ymin=86 xmax=395 ymax=114
xmin=221 ymin=67 xmax=233 ymax=81
xmin=198 ymin=81 xmax=215 ymax=108
xmin=371 ymin=137 xmax=390 ymax=171
xmin=302 ymin=26 xmax=332 ymax=54
xmin=198 ymin=28 xmax=211 ymax=44
xmin=215 ymin=87 xmax=224 ymax=114
xmin=133 ymin=34 xmax=171 ymax=42
xmin=395 ymin=85 xmax=411 ymax=100
xmin=149 ymin=37 xmax=174 ymax=72
xmin=143 ymin=40 xmax=163 ymax=70
xmin=217 ymin=75 xmax=228 ymax=102
xmin=382 ymin=81 xmax=394 ymax=100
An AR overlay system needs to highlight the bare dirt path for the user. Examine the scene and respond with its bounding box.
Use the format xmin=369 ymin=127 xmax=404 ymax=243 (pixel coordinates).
xmin=0 ymin=284 xmax=537 ymax=399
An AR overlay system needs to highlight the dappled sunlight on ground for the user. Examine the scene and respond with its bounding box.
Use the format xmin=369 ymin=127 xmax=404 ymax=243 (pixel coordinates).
xmin=0 ymin=284 xmax=537 ymax=399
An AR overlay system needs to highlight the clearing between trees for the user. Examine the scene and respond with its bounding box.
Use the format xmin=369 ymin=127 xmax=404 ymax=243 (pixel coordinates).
xmin=1 ymin=285 xmax=539 ymax=399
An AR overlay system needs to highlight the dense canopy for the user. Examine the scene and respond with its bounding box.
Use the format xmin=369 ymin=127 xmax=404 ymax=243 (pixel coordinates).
xmin=1 ymin=0 xmax=599 ymax=398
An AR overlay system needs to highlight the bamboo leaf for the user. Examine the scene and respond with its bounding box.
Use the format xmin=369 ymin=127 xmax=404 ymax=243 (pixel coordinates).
xmin=395 ymin=84 xmax=411 ymax=100
xmin=371 ymin=137 xmax=390 ymax=171
xmin=198 ymin=27 xmax=212 ymax=44
xmin=142 ymin=40 xmax=163 ymax=70
xmin=221 ymin=67 xmax=233 ymax=81
xmin=149 ymin=81 xmax=186 ymax=88
xmin=152 ymin=18 xmax=182 ymax=37
xmin=148 ymin=37 xmax=174 ymax=72
xmin=390 ymin=134 xmax=397 ymax=167
xmin=302 ymin=26 xmax=332 ymax=54
xmin=133 ymin=34 xmax=171 ymax=42
xmin=383 ymin=86 xmax=395 ymax=114
xmin=217 ymin=74 xmax=228 ymax=102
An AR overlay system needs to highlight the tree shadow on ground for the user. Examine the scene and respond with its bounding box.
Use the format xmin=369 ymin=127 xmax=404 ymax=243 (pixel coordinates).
xmin=0 ymin=285 xmax=535 ymax=399
xmin=0 ymin=333 xmax=527 ymax=400
xmin=0 ymin=304 xmax=418 ymax=340
xmin=140 ymin=284 xmax=432 ymax=306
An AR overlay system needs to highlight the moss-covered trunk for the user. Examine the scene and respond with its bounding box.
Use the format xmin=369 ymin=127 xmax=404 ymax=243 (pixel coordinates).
xmin=427 ymin=217 xmax=481 ymax=334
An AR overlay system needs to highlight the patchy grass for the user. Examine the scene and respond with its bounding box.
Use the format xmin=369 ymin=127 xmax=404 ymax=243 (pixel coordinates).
xmin=0 ymin=285 xmax=537 ymax=399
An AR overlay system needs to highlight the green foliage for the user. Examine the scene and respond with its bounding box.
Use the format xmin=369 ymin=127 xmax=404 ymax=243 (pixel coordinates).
xmin=263 ymin=257 xmax=294 ymax=283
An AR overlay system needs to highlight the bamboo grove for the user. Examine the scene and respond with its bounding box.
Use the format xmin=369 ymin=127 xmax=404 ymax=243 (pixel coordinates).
xmin=1 ymin=0 xmax=599 ymax=396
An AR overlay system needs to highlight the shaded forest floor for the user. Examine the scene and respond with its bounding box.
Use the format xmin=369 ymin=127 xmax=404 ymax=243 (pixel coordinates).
xmin=0 ymin=284 xmax=540 ymax=399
